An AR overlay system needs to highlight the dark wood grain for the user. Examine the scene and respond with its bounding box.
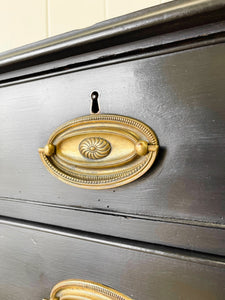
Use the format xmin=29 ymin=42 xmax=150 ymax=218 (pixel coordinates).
xmin=1 ymin=220 xmax=225 ymax=300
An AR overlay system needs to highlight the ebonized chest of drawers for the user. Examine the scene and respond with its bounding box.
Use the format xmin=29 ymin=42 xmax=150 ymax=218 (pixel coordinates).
xmin=0 ymin=0 xmax=225 ymax=299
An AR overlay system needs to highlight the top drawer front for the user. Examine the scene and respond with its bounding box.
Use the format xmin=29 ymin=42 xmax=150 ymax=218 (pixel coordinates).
xmin=0 ymin=43 xmax=224 ymax=231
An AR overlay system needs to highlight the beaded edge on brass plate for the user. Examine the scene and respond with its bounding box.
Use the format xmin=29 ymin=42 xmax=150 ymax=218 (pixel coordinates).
xmin=39 ymin=114 xmax=159 ymax=189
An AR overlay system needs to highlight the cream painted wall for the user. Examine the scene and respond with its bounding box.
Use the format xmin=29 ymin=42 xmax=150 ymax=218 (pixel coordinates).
xmin=0 ymin=0 xmax=173 ymax=53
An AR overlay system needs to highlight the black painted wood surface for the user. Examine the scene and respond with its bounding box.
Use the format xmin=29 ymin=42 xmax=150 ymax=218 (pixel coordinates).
xmin=0 ymin=42 xmax=224 ymax=254
xmin=0 ymin=0 xmax=225 ymax=298
xmin=1 ymin=219 xmax=225 ymax=300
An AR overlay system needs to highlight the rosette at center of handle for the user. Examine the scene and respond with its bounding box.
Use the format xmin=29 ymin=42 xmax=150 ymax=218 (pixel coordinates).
xmin=79 ymin=137 xmax=111 ymax=160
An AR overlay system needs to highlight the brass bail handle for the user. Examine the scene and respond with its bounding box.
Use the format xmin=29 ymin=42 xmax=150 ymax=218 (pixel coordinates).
xmin=39 ymin=140 xmax=158 ymax=158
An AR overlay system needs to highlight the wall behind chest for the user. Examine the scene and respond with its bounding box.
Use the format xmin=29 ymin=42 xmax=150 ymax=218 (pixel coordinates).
xmin=0 ymin=0 xmax=172 ymax=53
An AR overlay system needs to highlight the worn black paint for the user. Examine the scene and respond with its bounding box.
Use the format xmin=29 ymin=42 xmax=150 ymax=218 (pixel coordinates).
xmin=0 ymin=0 xmax=225 ymax=299
xmin=1 ymin=219 xmax=225 ymax=300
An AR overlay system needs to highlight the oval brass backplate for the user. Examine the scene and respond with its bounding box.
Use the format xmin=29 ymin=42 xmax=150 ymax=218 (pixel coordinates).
xmin=39 ymin=114 xmax=159 ymax=189
xmin=43 ymin=279 xmax=133 ymax=300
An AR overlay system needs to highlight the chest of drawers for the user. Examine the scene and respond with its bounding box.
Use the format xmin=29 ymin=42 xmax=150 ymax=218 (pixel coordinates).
xmin=0 ymin=0 xmax=225 ymax=299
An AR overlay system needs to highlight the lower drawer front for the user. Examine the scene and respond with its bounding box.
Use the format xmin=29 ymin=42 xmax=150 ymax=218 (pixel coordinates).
xmin=1 ymin=221 xmax=225 ymax=300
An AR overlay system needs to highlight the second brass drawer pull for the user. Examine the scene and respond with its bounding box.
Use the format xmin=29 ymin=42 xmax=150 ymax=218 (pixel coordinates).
xmin=43 ymin=279 xmax=133 ymax=300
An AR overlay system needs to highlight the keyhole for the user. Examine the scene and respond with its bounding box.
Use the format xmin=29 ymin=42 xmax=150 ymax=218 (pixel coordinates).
xmin=91 ymin=91 xmax=100 ymax=114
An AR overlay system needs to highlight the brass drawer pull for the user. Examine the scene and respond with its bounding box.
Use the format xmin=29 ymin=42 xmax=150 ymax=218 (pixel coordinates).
xmin=43 ymin=279 xmax=132 ymax=300
xmin=39 ymin=113 xmax=159 ymax=189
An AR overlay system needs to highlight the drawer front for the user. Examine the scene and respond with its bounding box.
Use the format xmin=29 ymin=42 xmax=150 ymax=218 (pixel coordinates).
xmin=1 ymin=220 xmax=225 ymax=300
xmin=0 ymin=43 xmax=225 ymax=241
